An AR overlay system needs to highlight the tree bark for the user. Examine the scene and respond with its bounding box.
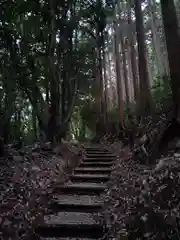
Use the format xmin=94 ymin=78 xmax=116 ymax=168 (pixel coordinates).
xmin=127 ymin=0 xmax=139 ymax=100
xmin=102 ymin=46 xmax=108 ymax=125
xmin=148 ymin=0 xmax=168 ymax=77
xmin=48 ymin=0 xmax=59 ymax=143
xmin=121 ymin=38 xmax=130 ymax=104
xmin=114 ymin=23 xmax=124 ymax=126
xmin=134 ymin=0 xmax=153 ymax=115
xmin=160 ymin=0 xmax=180 ymax=119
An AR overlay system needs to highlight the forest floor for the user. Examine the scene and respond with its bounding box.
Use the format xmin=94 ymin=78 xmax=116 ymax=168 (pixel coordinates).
xmin=0 ymin=141 xmax=84 ymax=240
xmin=102 ymin=138 xmax=180 ymax=239
xmin=1 ymin=136 xmax=180 ymax=240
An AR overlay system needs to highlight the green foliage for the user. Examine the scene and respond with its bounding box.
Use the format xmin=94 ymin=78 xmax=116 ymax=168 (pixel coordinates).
xmin=0 ymin=0 xmax=110 ymax=144
xmin=151 ymin=75 xmax=172 ymax=111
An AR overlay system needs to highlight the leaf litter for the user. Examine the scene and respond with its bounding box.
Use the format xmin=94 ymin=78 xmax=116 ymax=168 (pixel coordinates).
xmin=0 ymin=142 xmax=84 ymax=240
xmin=102 ymin=142 xmax=180 ymax=240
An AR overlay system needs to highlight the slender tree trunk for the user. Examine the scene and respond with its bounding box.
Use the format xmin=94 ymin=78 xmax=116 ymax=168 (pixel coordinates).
xmin=48 ymin=0 xmax=59 ymax=143
xmin=107 ymin=49 xmax=115 ymax=110
xmin=134 ymin=0 xmax=153 ymax=115
xmin=148 ymin=0 xmax=166 ymax=76
xmin=121 ymin=38 xmax=130 ymax=104
xmin=93 ymin=49 xmax=101 ymax=112
xmin=102 ymin=47 xmax=108 ymax=124
xmin=114 ymin=23 xmax=124 ymax=126
xmin=127 ymin=1 xmax=139 ymax=100
xmin=97 ymin=46 xmax=104 ymax=116
xmin=96 ymin=28 xmax=106 ymax=132
xmin=160 ymin=0 xmax=180 ymax=119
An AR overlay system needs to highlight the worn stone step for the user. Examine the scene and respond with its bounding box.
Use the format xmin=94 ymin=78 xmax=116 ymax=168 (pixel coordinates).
xmin=85 ymin=147 xmax=107 ymax=151
xmin=50 ymin=194 xmax=102 ymax=212
xmin=80 ymin=162 xmax=113 ymax=167
xmin=71 ymin=174 xmax=109 ymax=183
xmin=74 ymin=167 xmax=111 ymax=175
xmin=40 ymin=238 xmax=97 ymax=240
xmin=85 ymin=157 xmax=115 ymax=162
xmin=85 ymin=156 xmax=116 ymax=160
xmin=36 ymin=212 xmax=103 ymax=238
xmin=86 ymin=151 xmax=112 ymax=154
xmin=55 ymin=183 xmax=106 ymax=195
xmin=85 ymin=155 xmax=116 ymax=159
xmin=85 ymin=152 xmax=110 ymax=155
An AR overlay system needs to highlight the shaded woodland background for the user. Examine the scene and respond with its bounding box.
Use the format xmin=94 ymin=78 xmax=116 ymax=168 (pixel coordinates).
xmin=1 ymin=1 xmax=180 ymax=239
xmin=1 ymin=0 xmax=180 ymax=148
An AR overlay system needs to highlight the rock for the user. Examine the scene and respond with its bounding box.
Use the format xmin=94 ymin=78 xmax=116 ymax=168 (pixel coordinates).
xmin=41 ymin=142 xmax=52 ymax=151
xmin=13 ymin=155 xmax=24 ymax=162
xmin=155 ymin=159 xmax=165 ymax=171
xmin=53 ymin=146 xmax=63 ymax=156
xmin=174 ymin=153 xmax=180 ymax=158
xmin=175 ymin=140 xmax=180 ymax=148
xmin=32 ymin=166 xmax=41 ymax=171
xmin=44 ymin=212 xmax=99 ymax=226
xmin=52 ymin=194 xmax=102 ymax=207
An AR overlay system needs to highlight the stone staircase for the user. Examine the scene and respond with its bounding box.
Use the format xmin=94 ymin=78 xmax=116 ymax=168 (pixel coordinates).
xmin=34 ymin=146 xmax=116 ymax=240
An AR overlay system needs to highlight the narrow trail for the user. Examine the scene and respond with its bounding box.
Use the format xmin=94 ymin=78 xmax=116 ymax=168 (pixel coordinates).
xmin=34 ymin=146 xmax=116 ymax=239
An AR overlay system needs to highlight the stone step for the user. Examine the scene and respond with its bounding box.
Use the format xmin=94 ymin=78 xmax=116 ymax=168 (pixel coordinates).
xmin=74 ymin=167 xmax=111 ymax=175
xmin=86 ymin=152 xmax=114 ymax=155
xmin=85 ymin=147 xmax=107 ymax=151
xmin=71 ymin=174 xmax=109 ymax=183
xmin=50 ymin=195 xmax=102 ymax=212
xmin=80 ymin=162 xmax=113 ymax=167
xmin=55 ymin=183 xmax=106 ymax=195
xmin=36 ymin=212 xmax=103 ymax=238
xmin=84 ymin=157 xmax=115 ymax=162
xmin=40 ymin=238 xmax=97 ymax=240
xmin=85 ymin=151 xmax=110 ymax=155
xmin=86 ymin=155 xmax=116 ymax=158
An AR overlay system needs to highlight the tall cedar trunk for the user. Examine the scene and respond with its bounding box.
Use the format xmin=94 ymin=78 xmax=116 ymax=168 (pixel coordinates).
xmin=127 ymin=1 xmax=139 ymax=100
xmin=102 ymin=46 xmax=108 ymax=126
xmin=58 ymin=3 xmax=77 ymax=141
xmin=121 ymin=38 xmax=130 ymax=104
xmin=98 ymin=46 xmax=104 ymax=121
xmin=127 ymin=41 xmax=134 ymax=101
xmin=48 ymin=0 xmax=59 ymax=143
xmin=160 ymin=0 xmax=180 ymax=119
xmin=93 ymin=50 xmax=101 ymax=112
xmin=148 ymin=0 xmax=167 ymax=77
xmin=107 ymin=48 xmax=115 ymax=110
xmin=97 ymin=36 xmax=105 ymax=131
xmin=114 ymin=23 xmax=124 ymax=126
xmin=134 ymin=0 xmax=152 ymax=115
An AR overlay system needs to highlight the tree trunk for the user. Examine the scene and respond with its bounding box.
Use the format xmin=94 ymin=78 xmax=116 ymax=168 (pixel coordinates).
xmin=45 ymin=79 xmax=49 ymax=104
xmin=102 ymin=46 xmax=108 ymax=126
xmin=134 ymin=0 xmax=153 ymax=115
xmin=121 ymin=38 xmax=130 ymax=104
xmin=97 ymin=44 xmax=105 ymax=123
xmin=160 ymin=0 xmax=180 ymax=119
xmin=114 ymin=23 xmax=124 ymax=126
xmin=48 ymin=0 xmax=60 ymax=143
xmin=32 ymin=107 xmax=37 ymax=140
xmin=148 ymin=0 xmax=168 ymax=77
xmin=127 ymin=1 xmax=139 ymax=100
xmin=107 ymin=48 xmax=115 ymax=110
